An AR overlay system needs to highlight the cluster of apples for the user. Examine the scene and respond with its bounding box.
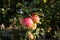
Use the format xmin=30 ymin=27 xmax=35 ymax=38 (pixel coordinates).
xmin=18 ymin=12 xmax=40 ymax=40
xmin=19 ymin=12 xmax=40 ymax=30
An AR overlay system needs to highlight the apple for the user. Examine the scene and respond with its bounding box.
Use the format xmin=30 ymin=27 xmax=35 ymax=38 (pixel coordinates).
xmin=31 ymin=13 xmax=40 ymax=23
xmin=28 ymin=32 xmax=34 ymax=40
xmin=23 ymin=17 xmax=34 ymax=29
xmin=31 ymin=23 xmax=37 ymax=30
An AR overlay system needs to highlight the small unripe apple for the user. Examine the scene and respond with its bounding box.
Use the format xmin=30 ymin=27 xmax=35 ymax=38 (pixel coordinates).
xmin=28 ymin=32 xmax=34 ymax=40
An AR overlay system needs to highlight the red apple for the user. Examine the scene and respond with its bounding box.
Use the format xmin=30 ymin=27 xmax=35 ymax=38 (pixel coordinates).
xmin=31 ymin=13 xmax=40 ymax=23
xmin=23 ymin=17 xmax=34 ymax=29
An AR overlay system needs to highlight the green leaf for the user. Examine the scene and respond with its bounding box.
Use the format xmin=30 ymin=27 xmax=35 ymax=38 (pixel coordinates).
xmin=33 ymin=0 xmax=40 ymax=4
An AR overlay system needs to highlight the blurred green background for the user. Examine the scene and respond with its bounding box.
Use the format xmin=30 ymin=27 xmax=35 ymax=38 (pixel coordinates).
xmin=0 ymin=0 xmax=60 ymax=40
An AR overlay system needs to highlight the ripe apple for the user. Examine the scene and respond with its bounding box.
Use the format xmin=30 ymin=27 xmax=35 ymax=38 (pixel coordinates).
xmin=31 ymin=13 xmax=40 ymax=23
xmin=23 ymin=17 xmax=34 ymax=29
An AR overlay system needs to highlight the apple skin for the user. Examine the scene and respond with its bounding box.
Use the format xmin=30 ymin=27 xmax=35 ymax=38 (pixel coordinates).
xmin=22 ymin=17 xmax=34 ymax=29
xmin=31 ymin=23 xmax=37 ymax=30
xmin=31 ymin=13 xmax=40 ymax=23
xmin=28 ymin=32 xmax=34 ymax=40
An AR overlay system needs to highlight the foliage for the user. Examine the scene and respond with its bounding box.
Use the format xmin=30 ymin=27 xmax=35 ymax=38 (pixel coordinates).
xmin=0 ymin=0 xmax=60 ymax=40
